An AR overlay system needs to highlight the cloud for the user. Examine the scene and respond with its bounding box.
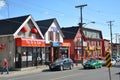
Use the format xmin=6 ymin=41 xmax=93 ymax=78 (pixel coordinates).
xmin=0 ymin=0 xmax=6 ymax=9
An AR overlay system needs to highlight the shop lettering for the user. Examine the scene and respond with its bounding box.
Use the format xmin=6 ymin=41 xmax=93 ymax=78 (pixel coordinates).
xmin=26 ymin=40 xmax=41 ymax=45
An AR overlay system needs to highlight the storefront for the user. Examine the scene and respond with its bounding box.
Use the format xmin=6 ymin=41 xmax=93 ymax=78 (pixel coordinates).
xmin=15 ymin=38 xmax=45 ymax=68
xmin=60 ymin=42 xmax=71 ymax=58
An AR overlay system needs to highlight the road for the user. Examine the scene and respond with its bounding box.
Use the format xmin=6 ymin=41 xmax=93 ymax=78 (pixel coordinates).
xmin=1 ymin=62 xmax=120 ymax=80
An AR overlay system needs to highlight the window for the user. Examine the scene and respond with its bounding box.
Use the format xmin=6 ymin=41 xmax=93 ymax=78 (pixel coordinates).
xmin=55 ymin=32 xmax=60 ymax=41
xmin=18 ymin=32 xmax=25 ymax=38
xmin=31 ymin=33 xmax=36 ymax=39
xmin=49 ymin=31 xmax=53 ymax=41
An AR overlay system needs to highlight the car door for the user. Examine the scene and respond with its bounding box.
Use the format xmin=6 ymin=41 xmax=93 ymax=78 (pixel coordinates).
xmin=63 ymin=59 xmax=69 ymax=68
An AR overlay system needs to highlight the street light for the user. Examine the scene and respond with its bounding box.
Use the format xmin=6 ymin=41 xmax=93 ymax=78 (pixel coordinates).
xmin=75 ymin=4 xmax=87 ymax=65
xmin=83 ymin=21 xmax=95 ymax=27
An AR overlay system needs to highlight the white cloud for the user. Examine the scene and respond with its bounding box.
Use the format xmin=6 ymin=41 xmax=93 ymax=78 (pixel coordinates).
xmin=0 ymin=0 xmax=6 ymax=9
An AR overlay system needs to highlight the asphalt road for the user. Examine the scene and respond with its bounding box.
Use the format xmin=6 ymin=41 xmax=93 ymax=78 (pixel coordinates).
xmin=1 ymin=62 xmax=120 ymax=80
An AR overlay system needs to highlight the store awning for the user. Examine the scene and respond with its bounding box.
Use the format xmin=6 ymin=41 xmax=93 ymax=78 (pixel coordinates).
xmin=61 ymin=43 xmax=71 ymax=47
xmin=15 ymin=38 xmax=45 ymax=47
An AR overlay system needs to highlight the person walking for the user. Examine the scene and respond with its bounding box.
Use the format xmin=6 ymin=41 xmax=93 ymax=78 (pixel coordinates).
xmin=1 ymin=58 xmax=9 ymax=74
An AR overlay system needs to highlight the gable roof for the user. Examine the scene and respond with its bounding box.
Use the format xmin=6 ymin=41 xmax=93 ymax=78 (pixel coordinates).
xmin=0 ymin=15 xmax=29 ymax=36
xmin=36 ymin=18 xmax=64 ymax=37
xmin=36 ymin=18 xmax=54 ymax=35
xmin=61 ymin=26 xmax=79 ymax=39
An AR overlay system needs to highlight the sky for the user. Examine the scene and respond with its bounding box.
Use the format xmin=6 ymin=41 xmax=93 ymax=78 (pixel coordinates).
xmin=0 ymin=0 xmax=120 ymax=43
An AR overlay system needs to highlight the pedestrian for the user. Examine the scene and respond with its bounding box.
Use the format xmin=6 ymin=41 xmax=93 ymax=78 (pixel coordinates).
xmin=1 ymin=58 xmax=9 ymax=74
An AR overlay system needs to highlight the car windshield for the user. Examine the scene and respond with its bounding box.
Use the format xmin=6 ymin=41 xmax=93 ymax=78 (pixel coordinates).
xmin=55 ymin=58 xmax=64 ymax=63
xmin=86 ymin=60 xmax=96 ymax=63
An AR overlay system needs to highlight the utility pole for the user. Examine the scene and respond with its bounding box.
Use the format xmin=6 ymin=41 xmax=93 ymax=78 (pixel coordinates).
xmin=107 ymin=21 xmax=114 ymax=80
xmin=107 ymin=21 xmax=114 ymax=56
xmin=75 ymin=4 xmax=87 ymax=65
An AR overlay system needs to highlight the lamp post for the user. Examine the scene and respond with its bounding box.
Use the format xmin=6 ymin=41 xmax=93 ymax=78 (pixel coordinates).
xmin=75 ymin=4 xmax=87 ymax=65
xmin=83 ymin=21 xmax=95 ymax=27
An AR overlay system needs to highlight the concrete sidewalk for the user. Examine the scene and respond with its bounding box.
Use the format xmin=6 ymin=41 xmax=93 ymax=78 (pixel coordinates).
xmin=0 ymin=64 xmax=82 ymax=78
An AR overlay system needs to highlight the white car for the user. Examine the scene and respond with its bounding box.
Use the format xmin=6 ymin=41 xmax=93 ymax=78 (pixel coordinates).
xmin=111 ymin=58 xmax=116 ymax=65
xmin=102 ymin=58 xmax=116 ymax=66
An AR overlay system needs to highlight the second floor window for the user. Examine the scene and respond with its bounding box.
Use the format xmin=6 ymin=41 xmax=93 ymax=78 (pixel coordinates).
xmin=49 ymin=31 xmax=53 ymax=41
xmin=18 ymin=32 xmax=25 ymax=38
xmin=55 ymin=32 xmax=60 ymax=41
xmin=31 ymin=33 xmax=36 ymax=39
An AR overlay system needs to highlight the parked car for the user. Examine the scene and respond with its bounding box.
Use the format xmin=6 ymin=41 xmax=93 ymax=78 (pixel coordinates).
xmin=111 ymin=58 xmax=117 ymax=65
xmin=102 ymin=58 xmax=116 ymax=66
xmin=116 ymin=56 xmax=120 ymax=62
xmin=83 ymin=59 xmax=102 ymax=69
xmin=112 ymin=56 xmax=120 ymax=62
xmin=49 ymin=58 xmax=74 ymax=71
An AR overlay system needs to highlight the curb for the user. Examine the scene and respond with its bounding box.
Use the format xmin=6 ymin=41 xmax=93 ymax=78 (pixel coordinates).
xmin=0 ymin=64 xmax=82 ymax=78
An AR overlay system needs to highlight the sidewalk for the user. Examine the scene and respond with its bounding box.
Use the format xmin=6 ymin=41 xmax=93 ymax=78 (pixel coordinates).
xmin=0 ymin=64 xmax=82 ymax=78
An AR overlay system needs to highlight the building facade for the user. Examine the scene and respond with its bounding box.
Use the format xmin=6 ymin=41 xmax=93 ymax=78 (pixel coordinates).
xmin=0 ymin=15 xmax=45 ymax=70
xmin=112 ymin=43 xmax=120 ymax=56
xmin=36 ymin=18 xmax=70 ymax=62
xmin=61 ymin=27 xmax=103 ymax=63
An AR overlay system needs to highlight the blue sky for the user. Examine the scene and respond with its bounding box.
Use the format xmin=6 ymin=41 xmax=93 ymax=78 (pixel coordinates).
xmin=0 ymin=0 xmax=120 ymax=42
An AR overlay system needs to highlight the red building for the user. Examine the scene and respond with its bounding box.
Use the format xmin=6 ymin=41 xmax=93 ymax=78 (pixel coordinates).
xmin=102 ymin=39 xmax=110 ymax=57
xmin=61 ymin=26 xmax=104 ymax=63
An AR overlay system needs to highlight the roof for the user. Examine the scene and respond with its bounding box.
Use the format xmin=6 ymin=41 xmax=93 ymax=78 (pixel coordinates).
xmin=0 ymin=15 xmax=29 ymax=35
xmin=36 ymin=18 xmax=55 ymax=35
xmin=61 ymin=26 xmax=103 ymax=40
xmin=36 ymin=18 xmax=64 ymax=37
xmin=83 ymin=27 xmax=103 ymax=39
xmin=61 ymin=26 xmax=79 ymax=39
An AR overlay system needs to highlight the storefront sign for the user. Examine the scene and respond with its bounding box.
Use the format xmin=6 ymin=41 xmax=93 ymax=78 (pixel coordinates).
xmin=16 ymin=38 xmax=45 ymax=47
xmin=51 ymin=42 xmax=60 ymax=47
xmin=61 ymin=43 xmax=71 ymax=47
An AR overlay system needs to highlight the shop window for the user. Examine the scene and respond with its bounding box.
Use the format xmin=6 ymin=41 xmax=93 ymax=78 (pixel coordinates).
xmin=28 ymin=52 xmax=32 ymax=61
xmin=21 ymin=47 xmax=27 ymax=61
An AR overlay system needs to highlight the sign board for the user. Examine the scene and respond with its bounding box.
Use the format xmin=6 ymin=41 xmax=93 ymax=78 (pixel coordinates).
xmin=105 ymin=51 xmax=112 ymax=68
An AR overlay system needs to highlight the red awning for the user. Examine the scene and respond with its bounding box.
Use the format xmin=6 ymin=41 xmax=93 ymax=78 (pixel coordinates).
xmin=15 ymin=38 xmax=45 ymax=47
xmin=21 ymin=26 xmax=28 ymax=32
xmin=0 ymin=43 xmax=6 ymax=49
xmin=31 ymin=28 xmax=38 ymax=33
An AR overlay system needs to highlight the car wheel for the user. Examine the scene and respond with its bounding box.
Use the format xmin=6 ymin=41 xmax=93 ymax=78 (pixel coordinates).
xmin=49 ymin=67 xmax=53 ymax=71
xmin=94 ymin=66 xmax=97 ymax=69
xmin=69 ymin=65 xmax=73 ymax=70
xmin=100 ymin=65 xmax=102 ymax=68
xmin=60 ymin=66 xmax=64 ymax=71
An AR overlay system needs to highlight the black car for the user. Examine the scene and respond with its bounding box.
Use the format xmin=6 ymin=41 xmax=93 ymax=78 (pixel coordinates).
xmin=49 ymin=58 xmax=74 ymax=71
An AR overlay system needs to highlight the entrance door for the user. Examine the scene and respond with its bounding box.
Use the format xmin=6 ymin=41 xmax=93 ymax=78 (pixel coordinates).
xmin=15 ymin=53 xmax=22 ymax=68
xmin=54 ymin=47 xmax=59 ymax=61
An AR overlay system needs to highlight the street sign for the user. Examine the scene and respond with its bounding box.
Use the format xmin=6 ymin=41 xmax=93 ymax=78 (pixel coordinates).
xmin=105 ymin=51 xmax=112 ymax=68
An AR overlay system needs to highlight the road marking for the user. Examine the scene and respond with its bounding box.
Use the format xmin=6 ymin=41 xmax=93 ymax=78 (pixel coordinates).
xmin=50 ymin=73 xmax=81 ymax=80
